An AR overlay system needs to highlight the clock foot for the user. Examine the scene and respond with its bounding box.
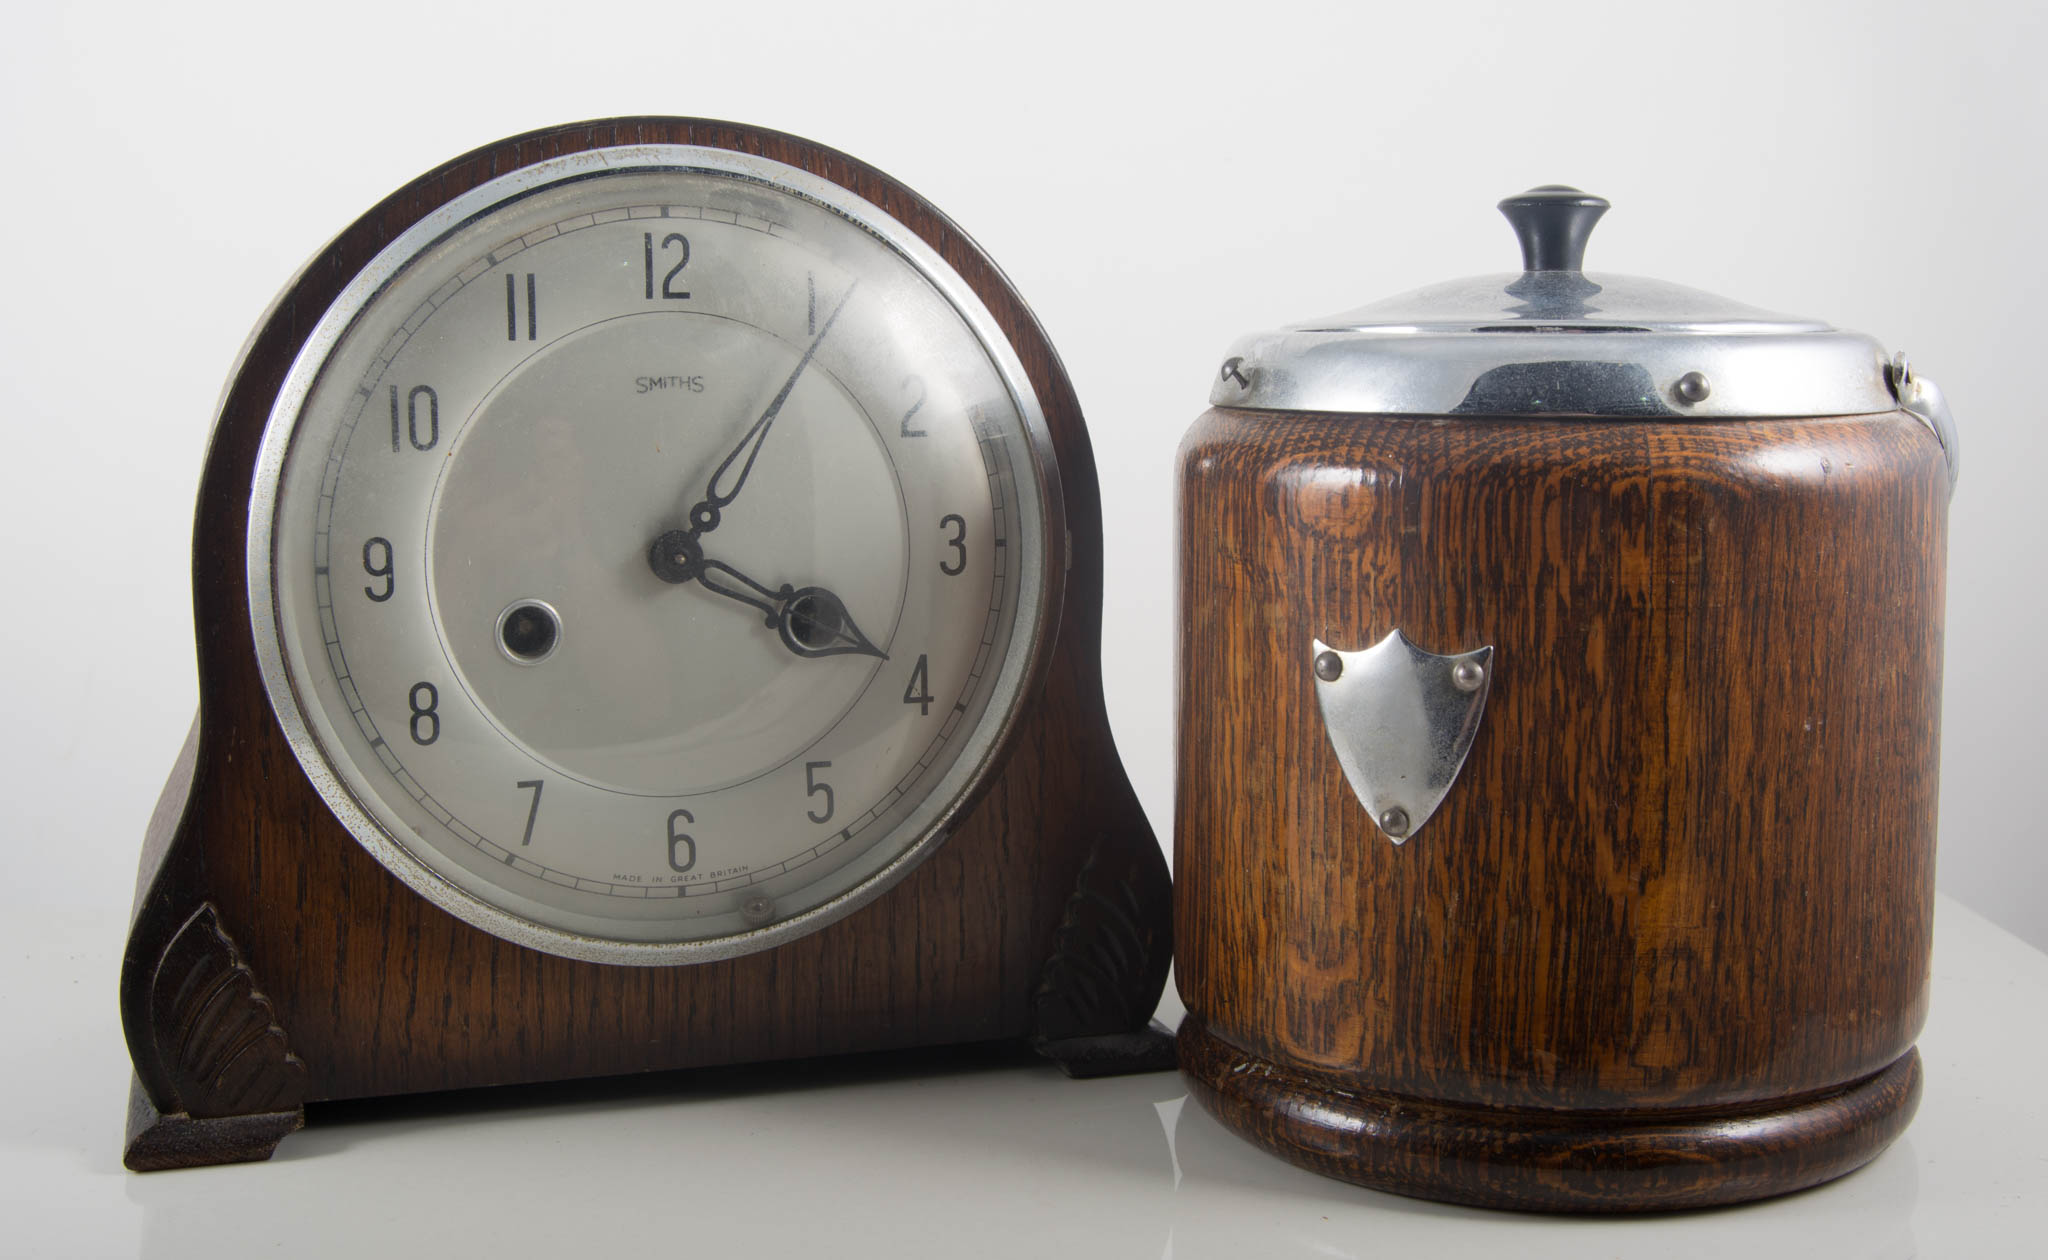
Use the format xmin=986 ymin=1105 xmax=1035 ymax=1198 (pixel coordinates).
xmin=120 ymin=901 xmax=310 ymax=1172
xmin=1030 ymin=834 xmax=1175 ymax=1075
xmin=123 ymin=1076 xmax=304 ymax=1172
xmin=1034 ymin=1019 xmax=1178 ymax=1078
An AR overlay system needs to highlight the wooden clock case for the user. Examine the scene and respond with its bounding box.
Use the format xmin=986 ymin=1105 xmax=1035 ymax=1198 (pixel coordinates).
xmin=121 ymin=118 xmax=1172 ymax=1172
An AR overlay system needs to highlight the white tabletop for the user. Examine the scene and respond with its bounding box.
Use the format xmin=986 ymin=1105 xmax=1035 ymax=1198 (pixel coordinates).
xmin=4 ymin=892 xmax=2042 ymax=1258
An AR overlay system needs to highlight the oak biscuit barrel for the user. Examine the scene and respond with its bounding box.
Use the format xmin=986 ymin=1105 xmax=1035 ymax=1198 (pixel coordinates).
xmin=1173 ymin=186 xmax=1956 ymax=1212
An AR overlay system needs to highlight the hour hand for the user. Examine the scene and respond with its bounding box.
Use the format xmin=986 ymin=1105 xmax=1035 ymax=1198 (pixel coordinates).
xmin=772 ymin=585 xmax=887 ymax=661
xmin=649 ymin=533 xmax=885 ymax=661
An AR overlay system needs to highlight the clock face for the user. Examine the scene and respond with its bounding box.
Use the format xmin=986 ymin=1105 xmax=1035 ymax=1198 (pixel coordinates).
xmin=249 ymin=146 xmax=1060 ymax=963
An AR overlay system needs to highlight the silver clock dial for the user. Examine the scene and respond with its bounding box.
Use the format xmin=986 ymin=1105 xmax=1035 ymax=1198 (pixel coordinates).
xmin=250 ymin=148 xmax=1059 ymax=963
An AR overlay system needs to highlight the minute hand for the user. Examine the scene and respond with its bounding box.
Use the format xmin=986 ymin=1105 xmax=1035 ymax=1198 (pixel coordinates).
xmin=683 ymin=281 xmax=857 ymax=537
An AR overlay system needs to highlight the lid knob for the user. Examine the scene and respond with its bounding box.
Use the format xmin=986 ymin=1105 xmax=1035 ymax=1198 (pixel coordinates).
xmin=1498 ymin=185 xmax=1609 ymax=273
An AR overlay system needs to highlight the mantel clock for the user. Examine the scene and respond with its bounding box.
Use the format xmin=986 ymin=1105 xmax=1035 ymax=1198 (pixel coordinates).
xmin=121 ymin=118 xmax=1170 ymax=1171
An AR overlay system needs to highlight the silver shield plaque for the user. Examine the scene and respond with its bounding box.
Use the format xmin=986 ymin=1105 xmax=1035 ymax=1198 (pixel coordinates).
xmin=1311 ymin=630 xmax=1494 ymax=845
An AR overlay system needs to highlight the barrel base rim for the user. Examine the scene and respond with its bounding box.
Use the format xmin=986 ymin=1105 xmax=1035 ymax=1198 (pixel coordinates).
xmin=1177 ymin=1015 xmax=1922 ymax=1213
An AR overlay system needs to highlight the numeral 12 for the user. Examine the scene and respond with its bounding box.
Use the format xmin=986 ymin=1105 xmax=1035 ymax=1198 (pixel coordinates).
xmin=644 ymin=233 xmax=691 ymax=300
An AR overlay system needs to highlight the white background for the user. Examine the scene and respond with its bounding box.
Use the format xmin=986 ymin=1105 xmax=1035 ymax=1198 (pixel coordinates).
xmin=0 ymin=0 xmax=2040 ymax=963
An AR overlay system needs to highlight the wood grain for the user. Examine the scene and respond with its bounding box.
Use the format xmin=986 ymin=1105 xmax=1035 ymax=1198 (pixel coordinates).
xmin=1180 ymin=1015 xmax=1922 ymax=1212
xmin=1174 ymin=406 xmax=1947 ymax=1205
xmin=121 ymin=120 xmax=1169 ymax=1162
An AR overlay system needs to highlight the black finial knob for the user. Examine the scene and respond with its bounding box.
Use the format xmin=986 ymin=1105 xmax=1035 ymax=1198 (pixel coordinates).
xmin=1498 ymin=185 xmax=1609 ymax=273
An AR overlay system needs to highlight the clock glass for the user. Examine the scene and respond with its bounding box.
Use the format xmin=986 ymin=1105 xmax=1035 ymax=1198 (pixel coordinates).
xmin=249 ymin=146 xmax=1060 ymax=963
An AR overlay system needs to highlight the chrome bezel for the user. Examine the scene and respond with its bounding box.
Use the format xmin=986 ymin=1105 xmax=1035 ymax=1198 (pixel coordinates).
xmin=247 ymin=144 xmax=1064 ymax=966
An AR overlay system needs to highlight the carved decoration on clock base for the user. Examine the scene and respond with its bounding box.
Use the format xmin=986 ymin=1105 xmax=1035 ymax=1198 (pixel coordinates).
xmin=1031 ymin=840 xmax=1176 ymax=1078
xmin=122 ymin=903 xmax=308 ymax=1171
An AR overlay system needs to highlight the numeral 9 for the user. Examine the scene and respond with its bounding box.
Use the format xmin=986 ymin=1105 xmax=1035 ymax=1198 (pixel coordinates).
xmin=362 ymin=537 xmax=395 ymax=602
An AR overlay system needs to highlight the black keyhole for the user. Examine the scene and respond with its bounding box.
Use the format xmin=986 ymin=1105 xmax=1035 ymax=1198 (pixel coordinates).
xmin=500 ymin=603 xmax=560 ymax=662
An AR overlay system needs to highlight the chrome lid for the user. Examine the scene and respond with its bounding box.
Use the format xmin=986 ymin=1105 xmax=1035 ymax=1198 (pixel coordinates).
xmin=1211 ymin=186 xmax=1928 ymax=428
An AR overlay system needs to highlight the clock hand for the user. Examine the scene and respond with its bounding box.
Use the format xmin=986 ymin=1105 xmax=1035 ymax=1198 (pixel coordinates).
xmin=703 ymin=562 xmax=888 ymax=661
xmin=690 ymin=556 xmax=781 ymax=623
xmin=646 ymin=533 xmax=888 ymax=661
xmin=771 ymin=584 xmax=888 ymax=661
xmin=677 ymin=280 xmax=858 ymax=539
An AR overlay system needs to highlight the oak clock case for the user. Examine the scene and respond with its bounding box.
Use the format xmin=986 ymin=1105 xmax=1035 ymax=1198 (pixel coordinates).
xmin=1174 ymin=187 xmax=1957 ymax=1212
xmin=121 ymin=118 xmax=1171 ymax=1173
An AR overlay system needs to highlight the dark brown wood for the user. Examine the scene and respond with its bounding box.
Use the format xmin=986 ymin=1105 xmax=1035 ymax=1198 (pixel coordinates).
xmin=121 ymin=892 xmax=308 ymax=1171
xmin=1032 ymin=838 xmax=1179 ymax=1074
xmin=124 ymin=1078 xmax=303 ymax=1174
xmin=122 ymin=119 xmax=1170 ymax=1170
xmin=1174 ymin=407 xmax=1947 ymax=1207
xmin=1179 ymin=1015 xmax=1922 ymax=1212
xmin=133 ymin=904 xmax=306 ymax=1114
